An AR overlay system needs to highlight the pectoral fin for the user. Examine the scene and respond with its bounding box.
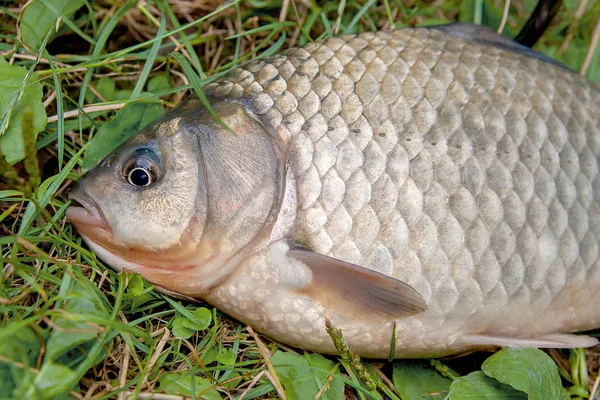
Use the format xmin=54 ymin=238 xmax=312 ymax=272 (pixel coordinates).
xmin=459 ymin=333 xmax=598 ymax=349
xmin=288 ymin=250 xmax=427 ymax=320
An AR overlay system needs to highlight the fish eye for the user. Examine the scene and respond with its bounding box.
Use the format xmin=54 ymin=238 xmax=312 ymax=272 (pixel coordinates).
xmin=127 ymin=167 xmax=152 ymax=187
xmin=123 ymin=149 xmax=161 ymax=188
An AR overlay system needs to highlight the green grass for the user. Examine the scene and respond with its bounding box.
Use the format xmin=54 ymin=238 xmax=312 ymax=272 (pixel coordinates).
xmin=1 ymin=0 xmax=600 ymax=399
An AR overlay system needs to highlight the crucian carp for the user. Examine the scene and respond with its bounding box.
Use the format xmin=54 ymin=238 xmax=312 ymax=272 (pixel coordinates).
xmin=68 ymin=24 xmax=600 ymax=358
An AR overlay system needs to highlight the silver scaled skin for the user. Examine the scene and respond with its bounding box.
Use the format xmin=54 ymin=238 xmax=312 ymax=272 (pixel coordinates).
xmin=68 ymin=26 xmax=600 ymax=358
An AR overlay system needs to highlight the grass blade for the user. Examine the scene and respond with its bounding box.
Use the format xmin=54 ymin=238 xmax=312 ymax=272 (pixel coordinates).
xmin=131 ymin=15 xmax=167 ymax=99
xmin=169 ymin=51 xmax=229 ymax=131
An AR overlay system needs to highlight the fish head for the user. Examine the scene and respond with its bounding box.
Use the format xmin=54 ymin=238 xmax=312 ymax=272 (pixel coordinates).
xmin=67 ymin=99 xmax=286 ymax=296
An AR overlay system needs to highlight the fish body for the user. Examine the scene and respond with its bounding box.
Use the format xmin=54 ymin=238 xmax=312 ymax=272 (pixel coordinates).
xmin=68 ymin=25 xmax=600 ymax=358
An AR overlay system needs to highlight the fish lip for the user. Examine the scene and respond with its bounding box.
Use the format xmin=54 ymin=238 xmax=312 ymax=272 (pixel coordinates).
xmin=66 ymin=186 xmax=110 ymax=230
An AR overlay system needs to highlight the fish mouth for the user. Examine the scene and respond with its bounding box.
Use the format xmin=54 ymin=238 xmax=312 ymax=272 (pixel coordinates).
xmin=66 ymin=186 xmax=110 ymax=233
xmin=66 ymin=185 xmax=202 ymax=270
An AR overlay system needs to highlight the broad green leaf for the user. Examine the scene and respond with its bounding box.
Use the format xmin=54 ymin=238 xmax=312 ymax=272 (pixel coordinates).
xmin=191 ymin=307 xmax=212 ymax=330
xmin=131 ymin=292 xmax=155 ymax=310
xmin=179 ymin=308 xmax=212 ymax=331
xmin=171 ymin=307 xmax=211 ymax=338
xmin=216 ymin=348 xmax=237 ymax=366
xmin=115 ymin=90 xmax=134 ymax=101
xmin=172 ymin=317 xmax=195 ymax=339
xmin=2 ymin=367 xmax=35 ymax=400
xmin=27 ymin=361 xmax=78 ymax=399
xmin=0 ymin=326 xmax=40 ymax=399
xmin=127 ymin=273 xmax=145 ymax=297
xmin=0 ymin=325 xmax=39 ymax=363
xmin=124 ymin=273 xmax=155 ymax=310
xmin=448 ymin=371 xmax=527 ymax=399
xmin=20 ymin=0 xmax=86 ymax=52
xmin=97 ymin=77 xmax=117 ymax=101
xmin=392 ymin=361 xmax=451 ymax=400
xmin=0 ymin=360 xmax=17 ymax=397
xmin=201 ymin=347 xmax=219 ymax=365
xmin=81 ymin=101 xmax=164 ymax=172
xmin=157 ymin=372 xmax=220 ymax=400
xmin=0 ymin=58 xmax=46 ymax=165
xmin=45 ymin=272 xmax=110 ymax=361
xmin=148 ymin=74 xmax=173 ymax=93
xmin=482 ymin=348 xmax=570 ymax=400
xmin=86 ymin=77 xmax=116 ymax=103
xmin=271 ymin=351 xmax=344 ymax=400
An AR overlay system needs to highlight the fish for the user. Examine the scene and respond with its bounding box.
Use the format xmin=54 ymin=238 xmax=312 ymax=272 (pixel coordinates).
xmin=67 ymin=24 xmax=600 ymax=358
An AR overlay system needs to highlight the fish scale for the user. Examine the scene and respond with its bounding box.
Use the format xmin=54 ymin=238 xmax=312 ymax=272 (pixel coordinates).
xmin=199 ymin=27 xmax=600 ymax=356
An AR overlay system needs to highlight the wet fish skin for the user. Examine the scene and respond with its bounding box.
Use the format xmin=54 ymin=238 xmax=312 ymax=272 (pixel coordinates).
xmin=69 ymin=25 xmax=600 ymax=358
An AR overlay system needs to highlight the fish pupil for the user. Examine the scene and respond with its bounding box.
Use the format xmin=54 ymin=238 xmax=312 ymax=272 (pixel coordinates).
xmin=128 ymin=168 xmax=151 ymax=187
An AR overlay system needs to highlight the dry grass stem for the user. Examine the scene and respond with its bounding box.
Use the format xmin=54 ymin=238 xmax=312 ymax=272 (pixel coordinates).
xmin=264 ymin=371 xmax=287 ymax=400
xmin=498 ymin=0 xmax=511 ymax=33
xmin=373 ymin=364 xmax=396 ymax=392
xmin=140 ymin=328 xmax=171 ymax=389
xmin=334 ymin=0 xmax=347 ymax=35
xmin=47 ymin=103 xmax=127 ymax=123
xmin=559 ymin=0 xmax=590 ymax=55
xmin=247 ymin=326 xmax=286 ymax=398
xmin=43 ymin=90 xmax=57 ymax=108
xmin=280 ymin=0 xmax=290 ymax=22
xmin=118 ymin=341 xmax=131 ymax=400
xmin=581 ymin=17 xmax=600 ymax=75
xmin=181 ymin=337 xmax=207 ymax=370
xmin=237 ymin=369 xmax=266 ymax=400
xmin=591 ymin=371 xmax=600 ymax=400
xmin=314 ymin=368 xmax=336 ymax=400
